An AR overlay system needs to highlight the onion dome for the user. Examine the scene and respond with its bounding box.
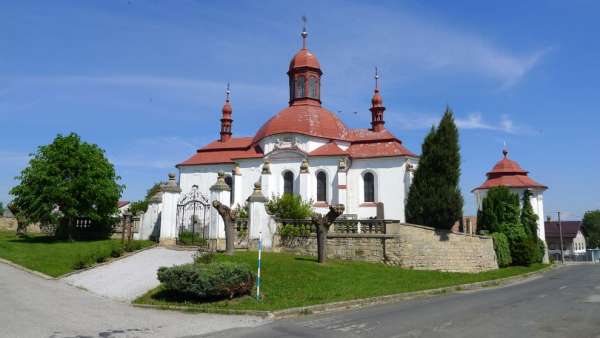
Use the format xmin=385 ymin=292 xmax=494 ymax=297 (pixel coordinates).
xmin=288 ymin=24 xmax=322 ymax=106
xmin=370 ymin=68 xmax=386 ymax=132
xmin=219 ymin=84 xmax=233 ymax=142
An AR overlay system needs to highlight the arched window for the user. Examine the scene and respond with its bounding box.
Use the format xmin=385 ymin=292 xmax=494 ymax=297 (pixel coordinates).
xmin=308 ymin=77 xmax=318 ymax=99
xmin=295 ymin=76 xmax=305 ymax=98
xmin=283 ymin=171 xmax=294 ymax=195
xmin=224 ymin=175 xmax=234 ymax=205
xmin=316 ymin=171 xmax=327 ymax=202
xmin=363 ymin=172 xmax=375 ymax=202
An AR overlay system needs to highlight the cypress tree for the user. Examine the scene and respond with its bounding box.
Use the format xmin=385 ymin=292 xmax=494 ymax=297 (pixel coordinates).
xmin=520 ymin=189 xmax=539 ymax=239
xmin=406 ymin=107 xmax=463 ymax=229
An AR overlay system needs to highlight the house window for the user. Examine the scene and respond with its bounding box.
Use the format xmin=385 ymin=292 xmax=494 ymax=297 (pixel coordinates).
xmin=316 ymin=171 xmax=327 ymax=202
xmin=295 ymin=76 xmax=305 ymax=98
xmin=224 ymin=175 xmax=234 ymax=205
xmin=308 ymin=77 xmax=318 ymax=99
xmin=363 ymin=172 xmax=375 ymax=202
xmin=283 ymin=171 xmax=294 ymax=195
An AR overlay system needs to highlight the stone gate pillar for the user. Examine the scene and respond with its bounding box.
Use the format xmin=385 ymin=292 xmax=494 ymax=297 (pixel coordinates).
xmin=260 ymin=159 xmax=272 ymax=198
xmin=159 ymin=173 xmax=181 ymax=246
xmin=247 ymin=181 xmax=274 ymax=248
xmin=209 ymin=171 xmax=231 ymax=249
xmin=299 ymin=159 xmax=310 ymax=201
xmin=232 ymin=163 xmax=243 ymax=207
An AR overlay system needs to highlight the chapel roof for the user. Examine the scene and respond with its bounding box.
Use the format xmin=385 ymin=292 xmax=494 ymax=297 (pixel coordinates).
xmin=545 ymin=221 xmax=582 ymax=239
xmin=473 ymin=149 xmax=547 ymax=191
xmin=309 ymin=142 xmax=349 ymax=157
xmin=177 ymin=137 xmax=263 ymax=167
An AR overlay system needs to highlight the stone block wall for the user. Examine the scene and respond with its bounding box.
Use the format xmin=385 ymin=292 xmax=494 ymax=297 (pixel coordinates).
xmin=275 ymin=223 xmax=498 ymax=273
xmin=0 ymin=217 xmax=41 ymax=233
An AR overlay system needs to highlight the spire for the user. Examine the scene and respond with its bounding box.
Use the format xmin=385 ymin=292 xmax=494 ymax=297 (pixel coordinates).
xmin=301 ymin=16 xmax=308 ymax=49
xmin=220 ymin=83 xmax=233 ymax=142
xmin=370 ymin=67 xmax=385 ymax=132
xmin=502 ymin=141 xmax=508 ymax=158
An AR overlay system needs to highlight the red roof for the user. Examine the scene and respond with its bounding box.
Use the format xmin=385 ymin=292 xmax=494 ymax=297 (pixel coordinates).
xmin=474 ymin=150 xmax=547 ymax=191
xmin=309 ymin=142 xmax=348 ymax=157
xmin=178 ymin=137 xmax=263 ymax=166
xmin=117 ymin=201 xmax=130 ymax=208
xmin=289 ymin=48 xmax=321 ymax=71
xmin=348 ymin=140 xmax=416 ymax=159
xmin=253 ymin=104 xmax=350 ymax=143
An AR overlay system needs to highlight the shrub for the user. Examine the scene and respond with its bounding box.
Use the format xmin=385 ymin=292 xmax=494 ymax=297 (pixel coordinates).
xmin=110 ymin=245 xmax=124 ymax=258
xmin=193 ymin=250 xmax=215 ymax=264
xmin=157 ymin=262 xmax=255 ymax=300
xmin=279 ymin=223 xmax=313 ymax=237
xmin=266 ymin=194 xmax=312 ymax=220
xmin=491 ymin=232 xmax=511 ymax=267
xmin=510 ymin=237 xmax=539 ymax=266
xmin=124 ymin=241 xmax=142 ymax=252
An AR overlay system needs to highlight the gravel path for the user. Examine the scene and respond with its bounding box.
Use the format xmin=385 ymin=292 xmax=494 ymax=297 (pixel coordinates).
xmin=0 ymin=261 xmax=265 ymax=338
xmin=62 ymin=247 xmax=195 ymax=301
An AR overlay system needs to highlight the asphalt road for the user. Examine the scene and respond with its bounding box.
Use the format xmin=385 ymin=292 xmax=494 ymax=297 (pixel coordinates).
xmin=0 ymin=262 xmax=263 ymax=338
xmin=202 ymin=265 xmax=600 ymax=338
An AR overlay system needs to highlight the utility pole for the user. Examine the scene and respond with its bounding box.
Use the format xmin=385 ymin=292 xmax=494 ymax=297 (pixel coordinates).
xmin=558 ymin=211 xmax=565 ymax=264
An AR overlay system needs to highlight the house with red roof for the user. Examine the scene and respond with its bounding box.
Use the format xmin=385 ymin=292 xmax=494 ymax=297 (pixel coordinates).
xmin=472 ymin=149 xmax=548 ymax=260
xmin=175 ymin=27 xmax=418 ymax=240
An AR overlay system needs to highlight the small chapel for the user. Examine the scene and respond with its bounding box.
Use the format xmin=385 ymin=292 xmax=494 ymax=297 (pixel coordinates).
xmin=176 ymin=27 xmax=418 ymax=224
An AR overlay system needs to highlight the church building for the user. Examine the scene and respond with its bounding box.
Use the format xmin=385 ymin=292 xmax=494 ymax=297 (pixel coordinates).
xmin=176 ymin=27 xmax=418 ymax=222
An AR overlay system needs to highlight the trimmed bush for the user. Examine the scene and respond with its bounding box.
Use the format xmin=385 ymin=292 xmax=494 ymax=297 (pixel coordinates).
xmin=510 ymin=237 xmax=539 ymax=266
xmin=279 ymin=223 xmax=312 ymax=238
xmin=193 ymin=250 xmax=215 ymax=264
xmin=157 ymin=262 xmax=255 ymax=300
xmin=491 ymin=232 xmax=511 ymax=267
xmin=110 ymin=245 xmax=124 ymax=258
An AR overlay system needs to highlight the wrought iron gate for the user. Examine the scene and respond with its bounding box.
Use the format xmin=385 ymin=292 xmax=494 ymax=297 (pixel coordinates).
xmin=176 ymin=185 xmax=210 ymax=245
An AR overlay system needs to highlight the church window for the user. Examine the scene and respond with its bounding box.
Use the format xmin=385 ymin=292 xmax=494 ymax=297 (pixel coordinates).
xmin=316 ymin=171 xmax=327 ymax=202
xmin=363 ymin=172 xmax=375 ymax=203
xmin=283 ymin=171 xmax=294 ymax=195
xmin=309 ymin=77 xmax=318 ymax=99
xmin=295 ymin=76 xmax=305 ymax=98
xmin=224 ymin=175 xmax=234 ymax=205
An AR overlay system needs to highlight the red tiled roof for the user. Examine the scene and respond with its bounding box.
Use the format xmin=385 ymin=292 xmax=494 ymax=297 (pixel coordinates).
xmin=117 ymin=201 xmax=130 ymax=208
xmin=177 ymin=137 xmax=263 ymax=166
xmin=347 ymin=129 xmax=397 ymax=142
xmin=253 ymin=104 xmax=350 ymax=143
xmin=309 ymin=142 xmax=348 ymax=157
xmin=348 ymin=140 xmax=416 ymax=159
xmin=545 ymin=221 xmax=582 ymax=239
xmin=289 ymin=48 xmax=321 ymax=71
xmin=474 ymin=152 xmax=547 ymax=191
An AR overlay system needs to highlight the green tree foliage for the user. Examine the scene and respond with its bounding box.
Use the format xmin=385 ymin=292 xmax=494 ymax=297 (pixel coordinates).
xmin=129 ymin=182 xmax=162 ymax=215
xmin=582 ymin=210 xmax=600 ymax=249
xmin=520 ymin=190 xmax=539 ymax=239
xmin=491 ymin=232 xmax=512 ymax=267
xmin=266 ymin=194 xmax=313 ymax=220
xmin=0 ymin=202 xmax=4 ymax=216
xmin=9 ymin=133 xmax=123 ymax=239
xmin=406 ymin=107 xmax=463 ymax=229
xmin=477 ymin=186 xmax=520 ymax=233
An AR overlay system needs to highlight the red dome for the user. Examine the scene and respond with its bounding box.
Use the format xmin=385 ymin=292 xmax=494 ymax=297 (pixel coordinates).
xmin=253 ymin=104 xmax=349 ymax=143
xmin=487 ymin=157 xmax=527 ymax=176
xmin=473 ymin=150 xmax=547 ymax=191
xmin=289 ymin=48 xmax=321 ymax=71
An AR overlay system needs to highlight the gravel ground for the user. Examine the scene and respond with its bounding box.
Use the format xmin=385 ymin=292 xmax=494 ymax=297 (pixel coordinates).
xmin=62 ymin=247 xmax=195 ymax=301
xmin=0 ymin=261 xmax=265 ymax=338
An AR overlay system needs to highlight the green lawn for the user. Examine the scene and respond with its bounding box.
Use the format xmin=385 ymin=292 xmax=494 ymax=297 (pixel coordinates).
xmin=0 ymin=230 xmax=155 ymax=277
xmin=135 ymin=251 xmax=547 ymax=312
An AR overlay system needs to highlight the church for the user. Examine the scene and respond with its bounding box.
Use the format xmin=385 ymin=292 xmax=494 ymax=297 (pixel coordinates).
xmin=176 ymin=27 xmax=418 ymax=223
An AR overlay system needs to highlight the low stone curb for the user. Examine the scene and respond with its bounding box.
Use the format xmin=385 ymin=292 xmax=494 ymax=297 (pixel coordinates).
xmin=0 ymin=243 xmax=159 ymax=280
xmin=133 ymin=264 xmax=559 ymax=319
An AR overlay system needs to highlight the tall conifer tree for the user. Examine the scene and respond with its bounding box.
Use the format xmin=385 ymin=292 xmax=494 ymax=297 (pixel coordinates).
xmin=406 ymin=107 xmax=463 ymax=229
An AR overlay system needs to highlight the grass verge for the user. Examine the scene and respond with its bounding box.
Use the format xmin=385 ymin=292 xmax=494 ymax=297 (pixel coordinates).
xmin=134 ymin=251 xmax=548 ymax=312
xmin=0 ymin=230 xmax=154 ymax=277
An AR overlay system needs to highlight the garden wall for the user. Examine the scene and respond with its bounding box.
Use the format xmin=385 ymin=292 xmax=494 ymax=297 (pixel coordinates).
xmin=275 ymin=223 xmax=498 ymax=273
xmin=0 ymin=217 xmax=41 ymax=232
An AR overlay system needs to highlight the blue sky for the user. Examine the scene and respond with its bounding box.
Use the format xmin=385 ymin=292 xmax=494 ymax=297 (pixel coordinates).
xmin=1 ymin=0 xmax=599 ymax=220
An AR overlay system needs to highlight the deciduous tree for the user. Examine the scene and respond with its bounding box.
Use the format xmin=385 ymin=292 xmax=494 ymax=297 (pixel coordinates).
xmin=583 ymin=210 xmax=600 ymax=249
xmin=311 ymin=204 xmax=345 ymax=263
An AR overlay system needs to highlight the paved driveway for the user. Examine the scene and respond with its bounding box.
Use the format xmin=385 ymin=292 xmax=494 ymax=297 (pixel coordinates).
xmin=0 ymin=261 xmax=264 ymax=338
xmin=62 ymin=247 xmax=194 ymax=301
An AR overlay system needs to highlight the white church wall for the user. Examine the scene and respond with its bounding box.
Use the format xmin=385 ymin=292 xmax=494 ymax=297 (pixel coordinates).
xmin=347 ymin=157 xmax=409 ymax=222
xmin=179 ymin=164 xmax=233 ymax=200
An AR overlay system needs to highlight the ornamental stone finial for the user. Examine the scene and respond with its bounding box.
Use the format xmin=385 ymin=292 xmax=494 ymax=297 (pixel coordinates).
xmin=161 ymin=173 xmax=181 ymax=193
xmin=338 ymin=158 xmax=347 ymax=172
xmin=300 ymin=159 xmax=309 ymax=173
xmin=210 ymin=171 xmax=231 ymax=191
xmin=261 ymin=159 xmax=271 ymax=175
xmin=233 ymin=162 xmax=241 ymax=176
xmin=248 ymin=180 xmax=267 ymax=202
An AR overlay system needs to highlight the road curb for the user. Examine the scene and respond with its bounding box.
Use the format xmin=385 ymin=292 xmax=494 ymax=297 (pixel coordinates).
xmin=0 ymin=257 xmax=55 ymax=280
xmin=133 ymin=264 xmax=559 ymax=319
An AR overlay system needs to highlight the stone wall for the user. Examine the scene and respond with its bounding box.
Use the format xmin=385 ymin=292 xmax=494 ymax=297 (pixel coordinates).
xmin=275 ymin=223 xmax=498 ymax=273
xmin=0 ymin=217 xmax=41 ymax=233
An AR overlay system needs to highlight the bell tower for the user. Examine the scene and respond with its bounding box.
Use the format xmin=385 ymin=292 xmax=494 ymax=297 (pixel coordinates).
xmin=287 ymin=17 xmax=322 ymax=106
xmin=370 ymin=68 xmax=386 ymax=132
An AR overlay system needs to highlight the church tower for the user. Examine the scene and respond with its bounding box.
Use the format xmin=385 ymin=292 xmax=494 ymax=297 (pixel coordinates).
xmin=370 ymin=68 xmax=386 ymax=132
xmin=287 ymin=18 xmax=322 ymax=106
xmin=219 ymin=84 xmax=233 ymax=142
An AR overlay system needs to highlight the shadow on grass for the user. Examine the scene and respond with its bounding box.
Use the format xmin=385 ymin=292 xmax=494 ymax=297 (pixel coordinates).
xmin=294 ymin=256 xmax=318 ymax=262
xmin=7 ymin=235 xmax=111 ymax=244
xmin=148 ymin=288 xmax=250 ymax=306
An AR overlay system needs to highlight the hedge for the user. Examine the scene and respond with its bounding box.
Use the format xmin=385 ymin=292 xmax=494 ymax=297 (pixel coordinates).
xmin=491 ymin=232 xmax=512 ymax=267
xmin=157 ymin=262 xmax=254 ymax=300
xmin=510 ymin=237 xmax=539 ymax=266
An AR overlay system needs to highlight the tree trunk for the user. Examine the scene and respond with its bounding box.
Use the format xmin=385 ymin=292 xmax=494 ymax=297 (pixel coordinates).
xmin=311 ymin=205 xmax=345 ymax=264
xmin=213 ymin=200 xmax=236 ymax=256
